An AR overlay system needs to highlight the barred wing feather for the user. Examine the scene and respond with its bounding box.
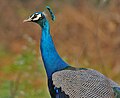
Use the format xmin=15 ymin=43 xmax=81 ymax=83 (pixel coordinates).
xmin=52 ymin=69 xmax=117 ymax=98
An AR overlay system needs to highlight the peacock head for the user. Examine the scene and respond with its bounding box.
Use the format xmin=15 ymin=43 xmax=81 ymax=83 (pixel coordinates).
xmin=23 ymin=6 xmax=55 ymax=27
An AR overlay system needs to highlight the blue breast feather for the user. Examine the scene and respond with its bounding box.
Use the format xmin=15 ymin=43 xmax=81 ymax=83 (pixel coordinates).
xmin=24 ymin=6 xmax=120 ymax=98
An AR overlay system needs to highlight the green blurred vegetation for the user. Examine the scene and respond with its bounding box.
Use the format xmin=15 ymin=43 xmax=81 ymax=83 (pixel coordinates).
xmin=0 ymin=0 xmax=120 ymax=97
xmin=0 ymin=36 xmax=50 ymax=98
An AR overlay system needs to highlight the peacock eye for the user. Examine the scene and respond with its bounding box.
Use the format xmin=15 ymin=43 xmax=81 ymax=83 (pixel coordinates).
xmin=31 ymin=14 xmax=37 ymax=19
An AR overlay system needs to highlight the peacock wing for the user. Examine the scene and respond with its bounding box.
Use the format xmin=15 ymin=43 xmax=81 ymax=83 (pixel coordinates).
xmin=52 ymin=68 xmax=115 ymax=98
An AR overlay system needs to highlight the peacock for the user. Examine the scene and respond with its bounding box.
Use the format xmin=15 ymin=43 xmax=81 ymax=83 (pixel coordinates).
xmin=23 ymin=6 xmax=120 ymax=98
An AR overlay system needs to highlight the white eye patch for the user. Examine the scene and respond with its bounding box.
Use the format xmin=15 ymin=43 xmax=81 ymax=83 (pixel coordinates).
xmin=32 ymin=14 xmax=42 ymax=21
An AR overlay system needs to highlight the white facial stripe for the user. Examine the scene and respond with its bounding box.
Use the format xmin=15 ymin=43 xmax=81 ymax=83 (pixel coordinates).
xmin=33 ymin=14 xmax=42 ymax=21
xmin=31 ymin=14 xmax=35 ymax=19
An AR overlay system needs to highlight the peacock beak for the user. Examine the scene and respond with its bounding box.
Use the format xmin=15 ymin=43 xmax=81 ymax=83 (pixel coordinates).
xmin=23 ymin=17 xmax=32 ymax=23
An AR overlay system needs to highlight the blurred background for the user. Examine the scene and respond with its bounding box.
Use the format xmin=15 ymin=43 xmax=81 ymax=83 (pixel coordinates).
xmin=0 ymin=0 xmax=120 ymax=98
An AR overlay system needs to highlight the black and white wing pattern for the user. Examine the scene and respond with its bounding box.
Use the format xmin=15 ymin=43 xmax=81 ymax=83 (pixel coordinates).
xmin=52 ymin=68 xmax=118 ymax=98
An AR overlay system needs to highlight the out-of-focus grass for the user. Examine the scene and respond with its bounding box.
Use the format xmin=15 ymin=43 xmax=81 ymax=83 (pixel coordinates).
xmin=0 ymin=35 xmax=50 ymax=98
xmin=0 ymin=34 xmax=120 ymax=98
xmin=1 ymin=48 xmax=119 ymax=98
xmin=0 ymin=1 xmax=120 ymax=97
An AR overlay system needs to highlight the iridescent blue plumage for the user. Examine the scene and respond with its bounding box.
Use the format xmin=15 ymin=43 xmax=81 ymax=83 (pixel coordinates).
xmin=23 ymin=7 xmax=69 ymax=78
xmin=24 ymin=6 xmax=120 ymax=98
xmin=36 ymin=7 xmax=69 ymax=98
xmin=39 ymin=17 xmax=69 ymax=78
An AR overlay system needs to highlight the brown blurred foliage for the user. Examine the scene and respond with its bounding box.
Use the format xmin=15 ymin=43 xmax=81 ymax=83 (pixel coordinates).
xmin=0 ymin=0 xmax=120 ymax=81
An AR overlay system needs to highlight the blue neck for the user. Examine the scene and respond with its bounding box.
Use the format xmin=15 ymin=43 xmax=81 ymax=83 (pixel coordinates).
xmin=39 ymin=19 xmax=68 ymax=78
